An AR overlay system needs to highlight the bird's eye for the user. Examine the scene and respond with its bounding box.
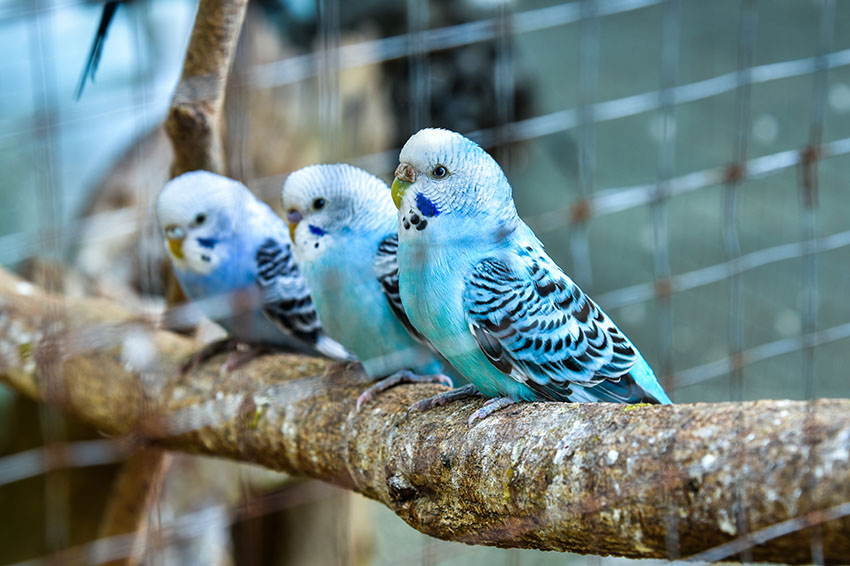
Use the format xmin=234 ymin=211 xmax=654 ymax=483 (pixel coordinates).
xmin=312 ymin=198 xmax=326 ymax=210
xmin=194 ymin=213 xmax=207 ymax=225
xmin=430 ymin=165 xmax=448 ymax=179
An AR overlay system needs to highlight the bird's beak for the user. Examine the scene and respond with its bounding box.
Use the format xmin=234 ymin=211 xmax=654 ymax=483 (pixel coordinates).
xmin=164 ymin=225 xmax=186 ymax=260
xmin=391 ymin=163 xmax=415 ymax=208
xmin=286 ymin=209 xmax=303 ymax=243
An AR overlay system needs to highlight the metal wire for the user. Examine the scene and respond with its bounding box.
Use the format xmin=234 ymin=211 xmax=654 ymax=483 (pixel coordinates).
xmin=317 ymin=0 xmax=342 ymax=161
xmin=0 ymin=440 xmax=125 ymax=488
xmin=657 ymin=1 xmax=680 ymax=556
xmin=2 ymin=0 xmax=847 ymax=413
xmin=3 ymin=1 xmax=850 ymax=563
xmin=406 ymin=0 xmax=430 ymax=134
xmin=247 ymin=0 xmax=665 ymax=91
xmin=2 ymin=0 xmax=847 ymax=441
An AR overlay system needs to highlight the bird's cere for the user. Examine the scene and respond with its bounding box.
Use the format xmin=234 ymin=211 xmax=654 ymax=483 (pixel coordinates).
xmin=286 ymin=210 xmax=301 ymax=242
xmin=395 ymin=163 xmax=415 ymax=183
xmin=286 ymin=210 xmax=303 ymax=225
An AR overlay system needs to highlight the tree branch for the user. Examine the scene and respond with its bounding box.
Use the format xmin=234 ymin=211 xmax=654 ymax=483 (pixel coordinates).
xmin=165 ymin=0 xmax=249 ymax=176
xmin=1 ymin=268 xmax=848 ymax=563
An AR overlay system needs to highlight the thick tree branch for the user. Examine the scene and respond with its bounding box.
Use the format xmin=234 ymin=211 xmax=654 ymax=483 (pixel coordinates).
xmin=165 ymin=0 xmax=249 ymax=176
xmin=0 ymin=268 xmax=848 ymax=563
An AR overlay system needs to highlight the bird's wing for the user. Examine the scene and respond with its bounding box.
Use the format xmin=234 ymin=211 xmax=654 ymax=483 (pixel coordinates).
xmin=462 ymin=252 xmax=637 ymax=399
xmin=255 ymin=237 xmax=352 ymax=360
xmin=374 ymin=234 xmax=427 ymax=342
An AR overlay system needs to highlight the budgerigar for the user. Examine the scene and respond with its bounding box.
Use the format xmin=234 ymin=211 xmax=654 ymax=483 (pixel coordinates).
xmin=281 ymin=164 xmax=452 ymax=407
xmin=390 ymin=128 xmax=671 ymax=424
xmin=156 ymin=171 xmax=351 ymax=369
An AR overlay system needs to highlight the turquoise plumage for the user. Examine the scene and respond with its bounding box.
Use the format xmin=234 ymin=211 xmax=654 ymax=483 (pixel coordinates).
xmin=391 ymin=129 xmax=671 ymax=422
xmin=280 ymin=164 xmax=451 ymax=406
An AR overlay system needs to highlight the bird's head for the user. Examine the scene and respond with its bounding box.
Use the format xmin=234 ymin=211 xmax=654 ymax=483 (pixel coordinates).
xmin=155 ymin=171 xmax=246 ymax=275
xmin=391 ymin=128 xmax=517 ymax=240
xmin=281 ymin=164 xmax=396 ymax=263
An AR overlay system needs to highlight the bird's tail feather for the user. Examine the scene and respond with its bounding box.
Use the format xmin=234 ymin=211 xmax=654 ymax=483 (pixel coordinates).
xmin=315 ymin=334 xmax=357 ymax=362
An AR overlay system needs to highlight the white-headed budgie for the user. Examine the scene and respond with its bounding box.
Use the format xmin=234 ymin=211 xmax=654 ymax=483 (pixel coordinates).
xmin=390 ymin=128 xmax=671 ymax=424
xmin=156 ymin=171 xmax=352 ymax=369
xmin=281 ymin=163 xmax=452 ymax=408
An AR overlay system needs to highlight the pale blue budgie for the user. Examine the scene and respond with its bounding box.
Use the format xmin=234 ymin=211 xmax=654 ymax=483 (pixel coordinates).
xmin=390 ymin=128 xmax=671 ymax=424
xmin=281 ymin=164 xmax=452 ymax=407
xmin=156 ymin=171 xmax=352 ymax=369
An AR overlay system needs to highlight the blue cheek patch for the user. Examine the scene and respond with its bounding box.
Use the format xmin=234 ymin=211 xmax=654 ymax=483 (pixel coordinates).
xmin=416 ymin=193 xmax=440 ymax=217
xmin=308 ymin=224 xmax=326 ymax=236
xmin=196 ymin=237 xmax=217 ymax=249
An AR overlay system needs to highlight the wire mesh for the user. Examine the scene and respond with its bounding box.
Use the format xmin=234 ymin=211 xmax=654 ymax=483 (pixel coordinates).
xmin=1 ymin=0 xmax=849 ymax=564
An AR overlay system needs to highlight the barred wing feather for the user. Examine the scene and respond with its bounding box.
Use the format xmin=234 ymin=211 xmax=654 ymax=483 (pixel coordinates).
xmin=462 ymin=254 xmax=638 ymax=401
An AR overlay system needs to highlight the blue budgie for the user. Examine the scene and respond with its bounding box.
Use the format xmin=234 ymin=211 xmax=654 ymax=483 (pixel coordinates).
xmin=281 ymin=164 xmax=452 ymax=408
xmin=156 ymin=171 xmax=352 ymax=370
xmin=390 ymin=128 xmax=671 ymax=424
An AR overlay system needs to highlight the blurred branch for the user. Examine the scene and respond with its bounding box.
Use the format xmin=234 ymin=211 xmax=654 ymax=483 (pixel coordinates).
xmin=96 ymin=448 xmax=172 ymax=566
xmin=1 ymin=268 xmax=849 ymax=564
xmin=166 ymin=0 xmax=249 ymax=176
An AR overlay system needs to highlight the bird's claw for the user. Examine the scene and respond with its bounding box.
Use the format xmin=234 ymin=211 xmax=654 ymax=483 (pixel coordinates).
xmin=356 ymin=371 xmax=454 ymax=411
xmin=218 ymin=343 xmax=278 ymax=373
xmin=408 ymin=383 xmax=482 ymax=413
xmin=179 ymin=338 xmax=238 ymax=375
xmin=467 ymin=396 xmax=517 ymax=426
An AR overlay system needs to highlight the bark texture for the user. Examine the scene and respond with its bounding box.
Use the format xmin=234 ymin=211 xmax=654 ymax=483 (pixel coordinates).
xmin=96 ymin=448 xmax=173 ymax=566
xmin=1 ymin=268 xmax=849 ymax=564
xmin=165 ymin=0 xmax=249 ymax=177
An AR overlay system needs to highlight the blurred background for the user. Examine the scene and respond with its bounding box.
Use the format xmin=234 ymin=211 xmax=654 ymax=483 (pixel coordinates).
xmin=1 ymin=0 xmax=848 ymax=564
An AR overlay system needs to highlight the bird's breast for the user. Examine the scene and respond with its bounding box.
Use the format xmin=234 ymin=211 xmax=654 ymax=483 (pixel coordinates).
xmin=397 ymin=242 xmax=471 ymax=348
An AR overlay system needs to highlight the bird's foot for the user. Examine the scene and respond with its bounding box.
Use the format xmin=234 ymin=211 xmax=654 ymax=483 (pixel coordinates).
xmin=467 ymin=397 xmax=517 ymax=426
xmin=356 ymin=370 xmax=453 ymax=411
xmin=220 ymin=343 xmax=279 ymax=373
xmin=408 ymin=383 xmax=483 ymax=412
xmin=179 ymin=338 xmax=239 ymax=374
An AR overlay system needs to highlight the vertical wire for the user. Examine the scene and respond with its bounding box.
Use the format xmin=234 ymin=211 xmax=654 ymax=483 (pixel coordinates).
xmin=406 ymin=0 xmax=430 ymax=134
xmin=494 ymin=12 xmax=518 ymax=562
xmin=130 ymin=1 xmax=158 ymax=300
xmin=802 ymin=0 xmax=833 ymax=402
xmin=493 ymin=1 xmax=515 ymax=171
xmin=317 ymin=0 xmax=341 ymax=161
xmin=727 ymin=1 xmax=758 ymax=560
xmin=316 ymin=1 xmax=346 ymax=559
xmin=407 ymin=3 xmax=432 ymax=558
xmin=27 ymin=0 xmax=70 ymax=556
xmin=317 ymin=2 xmax=347 ymax=558
xmin=657 ymin=0 xmax=680 ymax=559
xmin=130 ymin=6 xmax=171 ymax=563
xmin=726 ymin=0 xmax=757 ymax=404
xmin=656 ymin=0 xmax=679 ymax=405
xmin=317 ymin=0 xmax=351 ymax=564
xmin=226 ymin=9 xmax=253 ymax=183
xmin=802 ymin=2 xmax=833 ymax=563
xmin=571 ymin=0 xmax=600 ymax=288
